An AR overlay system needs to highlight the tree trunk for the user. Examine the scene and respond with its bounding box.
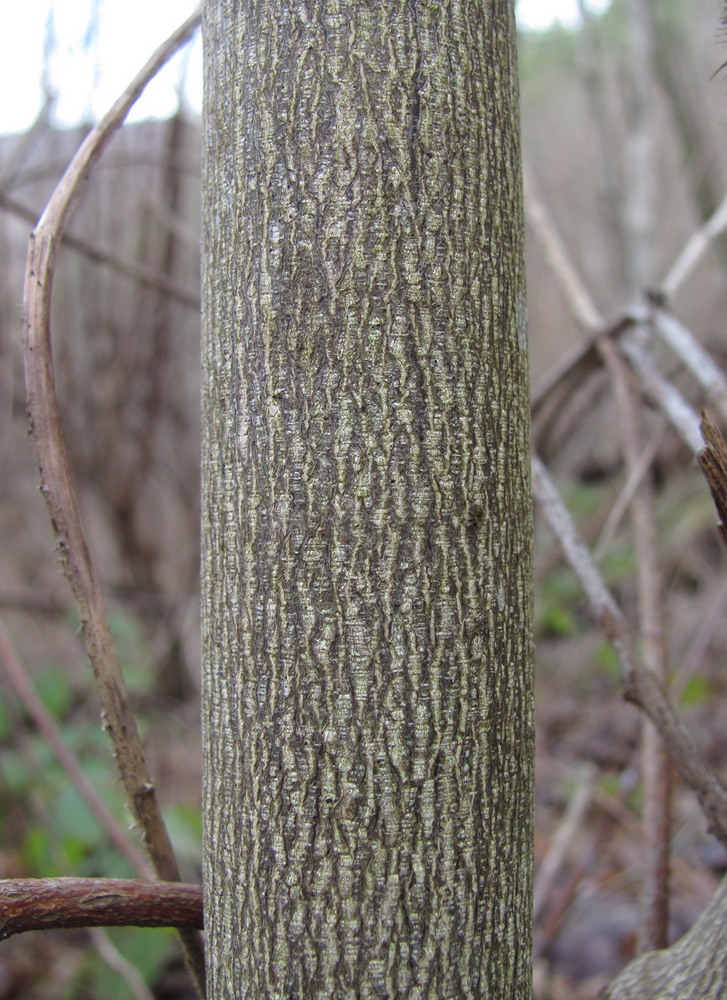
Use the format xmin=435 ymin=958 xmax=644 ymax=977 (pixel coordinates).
xmin=201 ymin=2 xmax=532 ymax=996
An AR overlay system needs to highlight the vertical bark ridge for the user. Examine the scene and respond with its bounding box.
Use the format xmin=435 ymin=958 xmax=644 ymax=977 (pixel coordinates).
xmin=202 ymin=1 xmax=532 ymax=996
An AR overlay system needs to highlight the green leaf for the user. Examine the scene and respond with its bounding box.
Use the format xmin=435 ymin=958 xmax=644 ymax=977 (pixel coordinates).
xmin=0 ymin=749 xmax=32 ymax=795
xmin=0 ymin=699 xmax=11 ymax=741
xmin=35 ymin=664 xmax=76 ymax=719
xmin=165 ymin=803 xmax=202 ymax=869
xmin=85 ymin=927 xmax=176 ymax=1000
xmin=679 ymin=675 xmax=712 ymax=708
xmin=595 ymin=643 xmax=620 ymax=681
xmin=538 ymin=603 xmax=578 ymax=637
xmin=22 ymin=826 xmax=55 ymax=874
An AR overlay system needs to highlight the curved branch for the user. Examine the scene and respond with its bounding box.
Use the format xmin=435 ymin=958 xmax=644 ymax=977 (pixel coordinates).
xmin=20 ymin=10 xmax=205 ymax=995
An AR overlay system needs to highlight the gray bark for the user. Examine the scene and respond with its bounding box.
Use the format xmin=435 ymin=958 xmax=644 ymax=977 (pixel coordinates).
xmin=603 ymin=874 xmax=727 ymax=1000
xmin=201 ymin=2 xmax=532 ymax=997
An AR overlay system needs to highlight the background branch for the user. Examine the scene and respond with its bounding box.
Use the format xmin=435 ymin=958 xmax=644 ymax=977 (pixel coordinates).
xmin=0 ymin=190 xmax=199 ymax=309
xmin=532 ymin=455 xmax=727 ymax=847
xmin=0 ymin=625 xmax=151 ymax=879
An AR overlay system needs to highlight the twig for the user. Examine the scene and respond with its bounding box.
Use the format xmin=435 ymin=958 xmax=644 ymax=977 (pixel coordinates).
xmin=523 ymin=161 xmax=603 ymax=329
xmin=531 ymin=310 xmax=636 ymax=415
xmin=662 ymin=189 xmax=727 ymax=298
xmin=593 ymin=417 xmax=666 ymax=561
xmin=533 ymin=765 xmax=596 ymax=923
xmin=532 ymin=455 xmax=636 ymax=663
xmin=532 ymin=454 xmax=727 ymax=847
xmin=618 ymin=334 xmax=703 ymax=453
xmin=0 ymin=625 xmax=151 ymax=879
xmin=603 ymin=338 xmax=671 ymax=952
xmin=653 ymin=310 xmax=727 ymax=427
xmin=89 ymin=928 xmax=156 ymax=1000
xmin=0 ymin=879 xmax=202 ymax=940
xmin=20 ymin=10 xmax=205 ymax=995
xmin=0 ymin=191 xmax=199 ymax=309
xmin=530 ymin=313 xmax=637 ymax=468
xmin=638 ymin=719 xmax=672 ymax=952
xmin=525 ymin=165 xmax=704 ymax=453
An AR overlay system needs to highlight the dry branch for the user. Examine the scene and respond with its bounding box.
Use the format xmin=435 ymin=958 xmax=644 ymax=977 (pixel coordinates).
xmin=654 ymin=311 xmax=727 ymax=426
xmin=523 ymin=161 xmax=603 ymax=329
xmin=0 ymin=879 xmax=202 ymax=940
xmin=533 ymin=765 xmax=596 ymax=924
xmin=618 ymin=334 xmax=702 ymax=453
xmin=698 ymin=410 xmax=727 ymax=549
xmin=20 ymin=9 xmax=205 ymax=994
xmin=532 ymin=455 xmax=727 ymax=848
xmin=0 ymin=190 xmax=199 ymax=309
xmin=522 ymin=41 xmax=727 ymax=996
xmin=662 ymin=189 xmax=727 ymax=298
xmin=525 ymin=165 xmax=704 ymax=453
xmin=597 ymin=334 xmax=672 ymax=952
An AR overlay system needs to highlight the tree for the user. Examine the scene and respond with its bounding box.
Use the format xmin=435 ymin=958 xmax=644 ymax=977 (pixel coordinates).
xmin=200 ymin=1 xmax=533 ymax=996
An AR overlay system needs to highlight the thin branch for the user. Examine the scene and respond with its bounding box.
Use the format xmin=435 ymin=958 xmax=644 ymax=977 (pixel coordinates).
xmin=603 ymin=336 xmax=671 ymax=952
xmin=662 ymin=189 xmax=727 ymax=298
xmin=0 ymin=190 xmax=199 ymax=309
xmin=532 ymin=455 xmax=632 ymax=658
xmin=523 ymin=161 xmax=603 ymax=329
xmin=20 ymin=9 xmax=205 ymax=995
xmin=525 ymin=165 xmax=704 ymax=453
xmin=89 ymin=928 xmax=156 ymax=1000
xmin=653 ymin=309 xmax=727 ymax=427
xmin=532 ymin=454 xmax=727 ymax=847
xmin=638 ymin=718 xmax=673 ymax=952
xmin=533 ymin=765 xmax=596 ymax=923
xmin=531 ymin=310 xmax=635 ymax=415
xmin=594 ymin=417 xmax=666 ymax=561
xmin=0 ymin=879 xmax=202 ymax=940
xmin=0 ymin=625 xmax=151 ymax=879
xmin=618 ymin=334 xmax=703 ymax=453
